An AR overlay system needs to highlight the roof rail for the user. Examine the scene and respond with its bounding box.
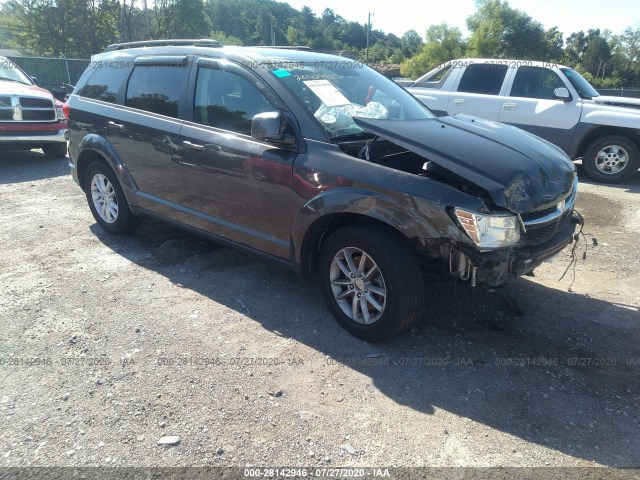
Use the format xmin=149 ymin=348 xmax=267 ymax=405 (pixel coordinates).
xmin=252 ymin=45 xmax=314 ymax=52
xmin=105 ymin=39 xmax=222 ymax=52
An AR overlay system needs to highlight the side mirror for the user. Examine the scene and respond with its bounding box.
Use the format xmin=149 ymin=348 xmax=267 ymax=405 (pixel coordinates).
xmin=31 ymin=76 xmax=39 ymax=86
xmin=553 ymin=87 xmax=571 ymax=101
xmin=251 ymin=111 xmax=295 ymax=146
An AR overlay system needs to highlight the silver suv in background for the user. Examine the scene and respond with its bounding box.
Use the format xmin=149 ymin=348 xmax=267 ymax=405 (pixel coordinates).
xmin=407 ymin=59 xmax=640 ymax=183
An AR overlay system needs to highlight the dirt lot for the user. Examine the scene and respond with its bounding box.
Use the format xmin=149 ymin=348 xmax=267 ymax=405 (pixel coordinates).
xmin=1 ymin=151 xmax=639 ymax=475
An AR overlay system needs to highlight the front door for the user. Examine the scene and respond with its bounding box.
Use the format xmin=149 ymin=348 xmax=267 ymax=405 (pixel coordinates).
xmin=179 ymin=58 xmax=297 ymax=259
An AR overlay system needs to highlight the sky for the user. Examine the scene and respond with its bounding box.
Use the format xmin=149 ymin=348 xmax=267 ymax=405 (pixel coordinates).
xmin=284 ymin=0 xmax=640 ymax=38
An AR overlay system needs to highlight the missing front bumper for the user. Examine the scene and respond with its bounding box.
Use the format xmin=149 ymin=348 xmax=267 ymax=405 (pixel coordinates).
xmin=450 ymin=211 xmax=584 ymax=287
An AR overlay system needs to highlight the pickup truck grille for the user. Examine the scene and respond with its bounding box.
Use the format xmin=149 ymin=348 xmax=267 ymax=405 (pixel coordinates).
xmin=0 ymin=95 xmax=56 ymax=122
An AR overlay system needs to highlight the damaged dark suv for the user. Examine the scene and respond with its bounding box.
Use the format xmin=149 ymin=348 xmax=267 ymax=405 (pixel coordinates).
xmin=68 ymin=39 xmax=583 ymax=341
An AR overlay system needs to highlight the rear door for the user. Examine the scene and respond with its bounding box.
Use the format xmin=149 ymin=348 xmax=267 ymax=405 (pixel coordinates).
xmin=178 ymin=58 xmax=297 ymax=258
xmin=447 ymin=63 xmax=510 ymax=120
xmin=106 ymin=56 xmax=190 ymax=217
xmin=498 ymin=66 xmax=581 ymax=151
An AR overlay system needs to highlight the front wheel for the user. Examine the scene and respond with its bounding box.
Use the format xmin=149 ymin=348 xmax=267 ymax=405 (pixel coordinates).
xmin=583 ymin=135 xmax=639 ymax=183
xmin=84 ymin=161 xmax=140 ymax=234
xmin=319 ymin=224 xmax=425 ymax=342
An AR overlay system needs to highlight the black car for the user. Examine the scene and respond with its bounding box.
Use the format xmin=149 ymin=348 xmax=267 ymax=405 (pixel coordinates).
xmin=67 ymin=39 xmax=582 ymax=341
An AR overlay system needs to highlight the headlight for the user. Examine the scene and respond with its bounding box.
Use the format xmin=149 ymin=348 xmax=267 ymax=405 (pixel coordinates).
xmin=454 ymin=208 xmax=520 ymax=249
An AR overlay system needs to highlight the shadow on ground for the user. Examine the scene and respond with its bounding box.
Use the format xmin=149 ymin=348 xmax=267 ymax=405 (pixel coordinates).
xmin=91 ymin=219 xmax=640 ymax=468
xmin=0 ymin=149 xmax=68 ymax=185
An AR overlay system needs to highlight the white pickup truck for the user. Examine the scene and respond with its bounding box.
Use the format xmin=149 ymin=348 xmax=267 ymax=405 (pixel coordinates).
xmin=406 ymin=59 xmax=640 ymax=183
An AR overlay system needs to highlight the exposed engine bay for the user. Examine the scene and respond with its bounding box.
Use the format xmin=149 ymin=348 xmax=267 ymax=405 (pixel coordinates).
xmin=337 ymin=134 xmax=495 ymax=207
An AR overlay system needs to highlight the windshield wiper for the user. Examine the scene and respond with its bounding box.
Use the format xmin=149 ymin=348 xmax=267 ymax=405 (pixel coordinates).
xmin=329 ymin=131 xmax=376 ymax=142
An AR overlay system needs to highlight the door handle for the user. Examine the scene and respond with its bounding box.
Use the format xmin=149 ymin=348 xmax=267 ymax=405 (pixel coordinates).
xmin=182 ymin=140 xmax=206 ymax=152
xmin=453 ymin=99 xmax=465 ymax=106
xmin=503 ymin=103 xmax=518 ymax=110
xmin=108 ymin=121 xmax=125 ymax=129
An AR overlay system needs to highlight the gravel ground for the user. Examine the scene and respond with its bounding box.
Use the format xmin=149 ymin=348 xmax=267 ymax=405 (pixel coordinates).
xmin=1 ymin=151 xmax=639 ymax=475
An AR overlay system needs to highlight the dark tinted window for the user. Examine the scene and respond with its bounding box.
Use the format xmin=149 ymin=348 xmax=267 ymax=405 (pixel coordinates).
xmin=457 ymin=64 xmax=508 ymax=95
xmin=125 ymin=65 xmax=186 ymax=118
xmin=78 ymin=65 xmax=129 ymax=103
xmin=510 ymin=67 xmax=566 ymax=99
xmin=193 ymin=68 xmax=274 ymax=135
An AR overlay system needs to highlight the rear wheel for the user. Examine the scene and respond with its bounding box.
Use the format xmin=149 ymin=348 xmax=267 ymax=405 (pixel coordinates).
xmin=84 ymin=161 xmax=140 ymax=234
xmin=583 ymin=135 xmax=638 ymax=183
xmin=43 ymin=143 xmax=67 ymax=158
xmin=319 ymin=223 xmax=425 ymax=342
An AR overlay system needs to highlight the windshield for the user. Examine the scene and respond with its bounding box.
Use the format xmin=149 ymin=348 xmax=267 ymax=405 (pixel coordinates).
xmin=270 ymin=61 xmax=434 ymax=139
xmin=0 ymin=60 xmax=33 ymax=85
xmin=560 ymin=68 xmax=599 ymax=99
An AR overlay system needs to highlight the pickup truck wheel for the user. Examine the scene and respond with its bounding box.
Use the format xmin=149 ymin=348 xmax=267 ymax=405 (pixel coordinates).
xmin=42 ymin=143 xmax=67 ymax=158
xmin=84 ymin=161 xmax=140 ymax=234
xmin=319 ymin=224 xmax=425 ymax=342
xmin=583 ymin=136 xmax=639 ymax=183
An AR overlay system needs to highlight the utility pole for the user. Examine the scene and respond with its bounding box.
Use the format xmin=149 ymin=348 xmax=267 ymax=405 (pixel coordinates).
xmin=271 ymin=18 xmax=275 ymax=46
xmin=365 ymin=12 xmax=371 ymax=64
xmin=143 ymin=0 xmax=148 ymax=39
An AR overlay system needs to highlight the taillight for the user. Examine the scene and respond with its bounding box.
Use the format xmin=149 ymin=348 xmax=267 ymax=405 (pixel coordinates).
xmin=63 ymin=103 xmax=70 ymax=120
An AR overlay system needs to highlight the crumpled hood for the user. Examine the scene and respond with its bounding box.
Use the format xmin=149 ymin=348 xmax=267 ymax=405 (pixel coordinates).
xmin=0 ymin=81 xmax=54 ymax=99
xmin=353 ymin=114 xmax=576 ymax=213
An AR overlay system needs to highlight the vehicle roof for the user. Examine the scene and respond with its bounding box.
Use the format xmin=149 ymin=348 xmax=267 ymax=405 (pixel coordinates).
xmin=92 ymin=45 xmax=350 ymax=65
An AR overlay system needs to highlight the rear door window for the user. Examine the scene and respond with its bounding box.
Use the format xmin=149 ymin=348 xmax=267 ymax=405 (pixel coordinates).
xmin=125 ymin=64 xmax=188 ymax=118
xmin=457 ymin=64 xmax=508 ymax=95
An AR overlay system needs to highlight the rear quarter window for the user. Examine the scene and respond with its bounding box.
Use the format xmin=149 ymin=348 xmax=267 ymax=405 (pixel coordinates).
xmin=77 ymin=64 xmax=130 ymax=103
xmin=412 ymin=64 xmax=453 ymax=89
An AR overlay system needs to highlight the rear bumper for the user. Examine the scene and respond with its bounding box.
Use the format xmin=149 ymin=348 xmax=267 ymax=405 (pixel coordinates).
xmin=471 ymin=211 xmax=583 ymax=287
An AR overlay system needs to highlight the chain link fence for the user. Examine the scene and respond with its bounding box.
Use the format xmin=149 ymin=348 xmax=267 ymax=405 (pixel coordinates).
xmin=598 ymin=88 xmax=640 ymax=98
xmin=7 ymin=56 xmax=90 ymax=91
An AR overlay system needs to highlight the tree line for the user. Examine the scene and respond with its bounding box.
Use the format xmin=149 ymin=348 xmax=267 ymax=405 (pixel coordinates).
xmin=0 ymin=0 xmax=638 ymax=87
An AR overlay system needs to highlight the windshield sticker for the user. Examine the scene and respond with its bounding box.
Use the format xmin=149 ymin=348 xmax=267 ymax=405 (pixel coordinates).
xmin=294 ymin=73 xmax=338 ymax=81
xmin=272 ymin=69 xmax=291 ymax=78
xmin=303 ymin=79 xmax=350 ymax=107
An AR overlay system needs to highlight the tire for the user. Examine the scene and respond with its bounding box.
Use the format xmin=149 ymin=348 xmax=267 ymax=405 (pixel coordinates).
xmin=84 ymin=161 xmax=140 ymax=234
xmin=42 ymin=143 xmax=67 ymax=158
xmin=583 ymin=135 xmax=639 ymax=183
xmin=319 ymin=223 xmax=425 ymax=342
